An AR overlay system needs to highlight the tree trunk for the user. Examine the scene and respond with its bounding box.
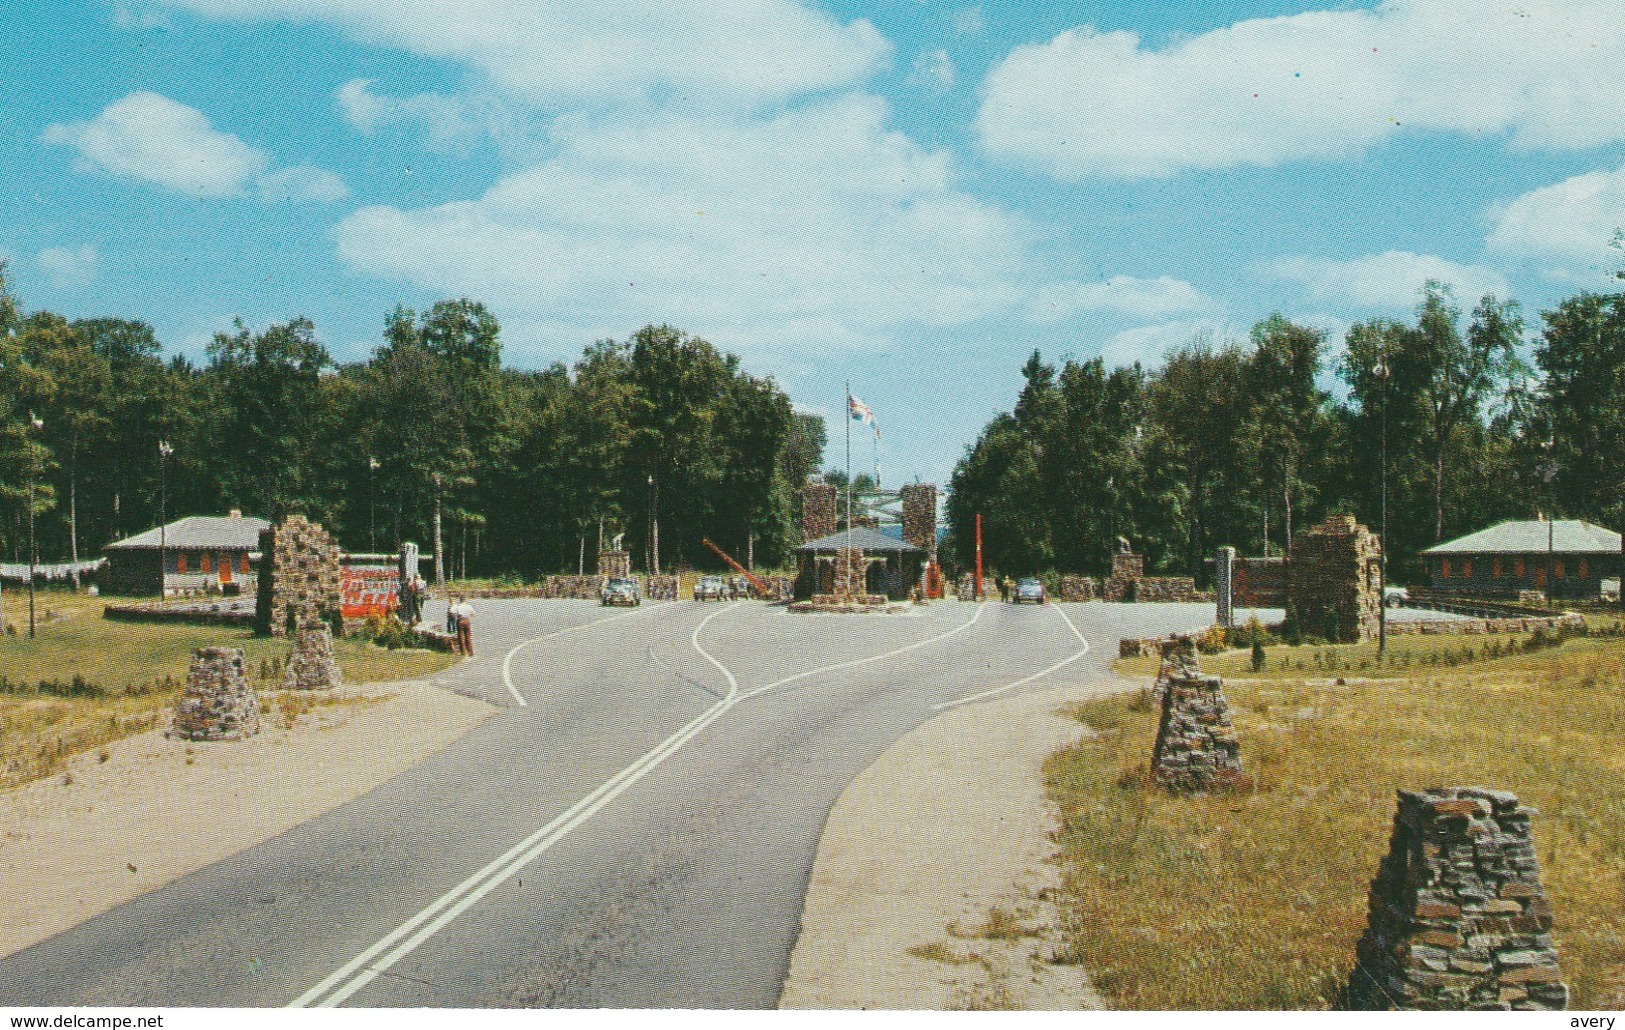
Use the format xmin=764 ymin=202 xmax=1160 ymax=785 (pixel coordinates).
xmin=69 ymin=446 xmax=80 ymax=591
xmin=1282 ymin=455 xmax=1293 ymax=558
xmin=433 ymin=482 xmax=444 ymax=587
xmin=1434 ymin=439 xmax=1446 ymax=541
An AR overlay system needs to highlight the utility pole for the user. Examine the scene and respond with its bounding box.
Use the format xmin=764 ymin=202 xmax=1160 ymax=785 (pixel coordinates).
xmin=1378 ymin=350 xmax=1388 ymax=656
xmin=27 ymin=412 xmax=42 ymax=638
xmin=158 ymin=440 xmax=172 ymax=605
xmin=432 ymin=472 xmax=444 ymax=589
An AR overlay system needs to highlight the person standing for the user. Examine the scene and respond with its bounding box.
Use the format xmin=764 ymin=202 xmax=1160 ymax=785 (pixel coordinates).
xmin=453 ymin=596 xmax=475 ymax=656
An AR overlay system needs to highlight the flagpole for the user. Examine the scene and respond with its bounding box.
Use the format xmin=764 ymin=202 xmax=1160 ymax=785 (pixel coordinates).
xmin=845 ymin=382 xmax=852 ymax=558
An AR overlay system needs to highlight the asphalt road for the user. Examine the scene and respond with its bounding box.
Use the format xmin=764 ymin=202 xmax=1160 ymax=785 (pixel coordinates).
xmin=0 ymin=597 xmax=1218 ymax=1008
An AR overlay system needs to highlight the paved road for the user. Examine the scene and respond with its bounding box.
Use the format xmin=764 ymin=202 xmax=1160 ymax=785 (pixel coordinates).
xmin=0 ymin=598 xmax=1215 ymax=1008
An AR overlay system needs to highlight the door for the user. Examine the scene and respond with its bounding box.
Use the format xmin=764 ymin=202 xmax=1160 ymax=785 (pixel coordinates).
xmin=219 ymin=552 xmax=232 ymax=585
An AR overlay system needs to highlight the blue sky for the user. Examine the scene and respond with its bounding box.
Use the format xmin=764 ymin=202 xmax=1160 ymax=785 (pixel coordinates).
xmin=5 ymin=0 xmax=1625 ymax=489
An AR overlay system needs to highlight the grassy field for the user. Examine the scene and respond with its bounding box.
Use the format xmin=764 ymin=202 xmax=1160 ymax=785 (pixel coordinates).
xmin=0 ymin=589 xmax=459 ymax=790
xmin=1053 ymin=632 xmax=1625 ymax=1009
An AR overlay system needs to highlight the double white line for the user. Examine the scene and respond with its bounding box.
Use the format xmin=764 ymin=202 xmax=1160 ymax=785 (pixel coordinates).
xmin=290 ymin=600 xmax=989 ymax=1007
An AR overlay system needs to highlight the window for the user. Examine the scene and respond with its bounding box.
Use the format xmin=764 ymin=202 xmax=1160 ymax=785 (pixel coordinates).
xmin=201 ymin=553 xmax=212 ymax=574
xmin=177 ymin=553 xmax=187 ymax=573
xmin=1555 ymin=560 xmax=1566 ymax=579
xmin=1462 ymin=559 xmax=1473 ymax=578
xmin=1515 ymin=558 xmax=1526 ymax=578
xmin=1493 ymin=557 xmax=1503 ymax=578
xmin=240 ymin=553 xmax=250 ymax=573
xmin=1580 ymin=559 xmax=1590 ymax=579
xmin=1441 ymin=559 xmax=1452 ymax=578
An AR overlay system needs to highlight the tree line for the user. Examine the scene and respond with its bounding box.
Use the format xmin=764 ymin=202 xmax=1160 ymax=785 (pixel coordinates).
xmin=948 ymin=282 xmax=1625 ymax=583
xmin=0 ymin=265 xmax=828 ymax=578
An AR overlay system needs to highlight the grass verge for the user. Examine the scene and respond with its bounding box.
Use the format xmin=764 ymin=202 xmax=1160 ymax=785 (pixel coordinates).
xmin=0 ymin=591 xmax=458 ymax=789
xmin=1051 ymin=635 xmax=1625 ymax=1009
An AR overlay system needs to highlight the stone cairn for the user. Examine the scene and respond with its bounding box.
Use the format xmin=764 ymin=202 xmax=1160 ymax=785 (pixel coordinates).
xmin=1349 ymin=787 xmax=1566 ymax=1011
xmin=899 ymin=483 xmax=937 ymax=552
xmin=1288 ymin=514 xmax=1383 ymax=643
xmin=1150 ymin=640 xmax=1246 ymax=793
xmin=260 ymin=514 xmax=343 ymax=637
xmin=170 ymin=646 xmax=261 ymax=741
xmin=283 ymin=622 xmax=343 ymax=690
xmin=802 ymin=481 xmax=838 ymax=542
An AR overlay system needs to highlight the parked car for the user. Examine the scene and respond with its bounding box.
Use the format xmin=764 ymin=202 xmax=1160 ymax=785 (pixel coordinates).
xmin=1012 ymin=577 xmax=1047 ymax=604
xmin=694 ymin=575 xmax=729 ymax=601
xmin=601 ymin=577 xmax=642 ymax=607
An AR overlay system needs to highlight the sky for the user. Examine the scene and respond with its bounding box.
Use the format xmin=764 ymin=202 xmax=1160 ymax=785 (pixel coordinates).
xmin=5 ymin=0 xmax=1625 ymax=489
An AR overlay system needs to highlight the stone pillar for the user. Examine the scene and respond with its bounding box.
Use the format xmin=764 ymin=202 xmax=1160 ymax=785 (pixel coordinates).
xmin=261 ymin=514 xmax=343 ymax=637
xmin=1288 ymin=515 xmax=1383 ymax=643
xmin=1151 ymin=642 xmax=1245 ymax=793
xmin=802 ymin=482 xmax=838 ymax=543
xmin=1349 ymin=788 xmax=1566 ymax=1011
xmin=900 ymin=483 xmax=937 ymax=552
xmin=598 ymin=549 xmax=631 ymax=579
xmin=1215 ymin=546 xmax=1237 ymax=628
xmin=170 ymin=646 xmax=260 ymax=741
xmin=833 ymin=547 xmax=867 ymax=599
xmin=284 ymin=623 xmax=343 ymax=690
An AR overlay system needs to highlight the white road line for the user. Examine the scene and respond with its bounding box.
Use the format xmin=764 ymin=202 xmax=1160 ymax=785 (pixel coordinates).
xmin=499 ymin=604 xmax=657 ymax=706
xmin=739 ymin=600 xmax=988 ymax=702
xmin=290 ymin=601 xmax=747 ymax=1008
xmin=931 ymin=603 xmax=1091 ymax=711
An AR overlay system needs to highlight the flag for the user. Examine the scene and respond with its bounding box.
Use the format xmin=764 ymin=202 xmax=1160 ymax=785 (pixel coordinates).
xmin=848 ymin=394 xmax=874 ymax=426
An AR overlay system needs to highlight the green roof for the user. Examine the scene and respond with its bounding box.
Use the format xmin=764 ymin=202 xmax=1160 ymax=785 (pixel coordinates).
xmin=1421 ymin=519 xmax=1620 ymax=556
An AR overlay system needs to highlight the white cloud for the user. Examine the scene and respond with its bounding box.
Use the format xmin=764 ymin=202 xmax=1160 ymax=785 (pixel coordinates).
xmin=44 ymin=92 xmax=347 ymax=204
xmin=1095 ymin=319 xmax=1237 ymax=370
xmin=256 ymin=165 xmax=350 ymax=203
xmin=37 ymin=245 xmax=99 ymax=288
xmin=977 ymin=0 xmax=1625 ymax=179
xmin=1486 ymin=163 xmax=1625 ymax=270
xmin=1266 ymin=251 xmax=1509 ymax=309
xmin=333 ymin=95 xmax=1034 ymax=359
xmin=336 ymin=79 xmax=517 ymax=149
xmin=1030 ymin=275 xmax=1214 ymax=323
xmin=168 ymin=0 xmax=889 ymax=111
xmin=43 ymin=92 xmax=267 ymax=197
xmin=909 ymin=49 xmax=955 ymax=93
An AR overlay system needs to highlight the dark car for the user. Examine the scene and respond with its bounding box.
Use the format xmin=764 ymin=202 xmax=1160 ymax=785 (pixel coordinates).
xmin=1012 ymin=577 xmax=1046 ymax=604
xmin=601 ymin=577 xmax=642 ymax=607
xmin=694 ymin=575 xmax=729 ymax=601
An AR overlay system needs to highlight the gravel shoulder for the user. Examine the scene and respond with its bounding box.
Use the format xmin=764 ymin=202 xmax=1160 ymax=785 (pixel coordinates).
xmin=780 ymin=680 xmax=1111 ymax=1011
xmin=0 ymin=679 xmax=495 ymax=960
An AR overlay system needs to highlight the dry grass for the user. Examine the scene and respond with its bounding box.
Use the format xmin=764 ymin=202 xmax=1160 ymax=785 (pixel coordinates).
xmin=1050 ymin=635 xmax=1625 ymax=1009
xmin=0 ymin=591 xmax=457 ymax=789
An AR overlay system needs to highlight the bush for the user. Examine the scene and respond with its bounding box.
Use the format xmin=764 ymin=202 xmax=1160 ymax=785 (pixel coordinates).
xmin=1194 ymin=625 xmax=1229 ymax=654
xmin=1251 ymin=639 xmax=1266 ymax=672
xmin=363 ymin=614 xmax=417 ymax=650
xmin=1227 ymin=615 xmax=1277 ymax=650
xmin=1281 ymin=601 xmax=1303 ymax=646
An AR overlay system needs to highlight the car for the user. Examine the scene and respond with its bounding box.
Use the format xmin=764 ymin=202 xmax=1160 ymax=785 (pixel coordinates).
xmin=1012 ymin=577 xmax=1046 ymax=604
xmin=601 ymin=577 xmax=642 ymax=607
xmin=694 ymin=575 xmax=729 ymax=601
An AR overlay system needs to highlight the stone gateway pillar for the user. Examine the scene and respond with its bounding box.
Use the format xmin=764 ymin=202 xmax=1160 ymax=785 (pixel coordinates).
xmin=170 ymin=647 xmax=261 ymax=741
xmin=802 ymin=482 xmax=838 ymax=543
xmin=1288 ymin=515 xmax=1383 ymax=643
xmin=258 ymin=514 xmax=343 ymax=637
xmin=1215 ymin=545 xmax=1237 ymax=628
xmin=1349 ymin=787 xmax=1566 ymax=1011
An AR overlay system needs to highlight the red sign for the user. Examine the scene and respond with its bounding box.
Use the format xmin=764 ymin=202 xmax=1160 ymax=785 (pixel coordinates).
xmin=342 ymin=564 xmax=398 ymax=619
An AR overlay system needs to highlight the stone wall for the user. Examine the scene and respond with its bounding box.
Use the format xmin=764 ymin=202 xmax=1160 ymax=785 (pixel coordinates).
xmin=1349 ymin=787 xmax=1566 ymax=1011
xmin=283 ymin=623 xmax=343 ymax=690
xmin=1289 ymin=515 xmax=1382 ymax=643
xmin=259 ymin=515 xmax=343 ymax=637
xmin=1058 ymin=576 xmax=1100 ymax=602
xmin=899 ymin=484 xmax=937 ymax=553
xmin=170 ymin=646 xmax=260 ymax=741
xmin=1235 ymin=556 xmax=1289 ymax=607
xmin=802 ymin=482 xmax=838 ymax=542
xmin=1150 ymin=643 xmax=1246 ymax=793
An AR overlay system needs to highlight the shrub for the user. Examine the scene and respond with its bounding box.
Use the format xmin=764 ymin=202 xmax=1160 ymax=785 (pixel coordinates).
xmin=1194 ymin=625 xmax=1229 ymax=654
xmin=1281 ymin=601 xmax=1302 ymax=646
xmin=1251 ymin=639 xmax=1266 ymax=672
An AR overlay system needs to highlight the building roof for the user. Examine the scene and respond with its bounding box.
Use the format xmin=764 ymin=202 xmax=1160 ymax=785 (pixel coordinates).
xmin=1421 ymin=519 xmax=1621 ymax=556
xmin=104 ymin=514 xmax=271 ymax=552
xmin=794 ymin=526 xmax=925 ymax=554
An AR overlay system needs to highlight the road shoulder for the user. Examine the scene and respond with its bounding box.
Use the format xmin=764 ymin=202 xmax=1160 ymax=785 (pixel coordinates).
xmin=0 ymin=680 xmax=495 ymax=960
xmin=779 ymin=680 xmax=1112 ymax=1010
